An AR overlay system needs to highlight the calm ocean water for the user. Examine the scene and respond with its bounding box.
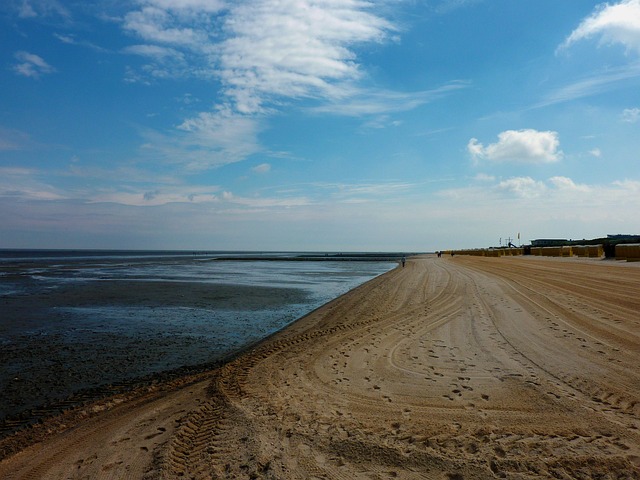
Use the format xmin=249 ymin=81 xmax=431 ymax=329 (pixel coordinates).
xmin=0 ymin=250 xmax=398 ymax=420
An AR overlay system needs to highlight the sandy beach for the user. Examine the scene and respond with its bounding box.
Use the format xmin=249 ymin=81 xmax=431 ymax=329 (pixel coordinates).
xmin=1 ymin=255 xmax=639 ymax=479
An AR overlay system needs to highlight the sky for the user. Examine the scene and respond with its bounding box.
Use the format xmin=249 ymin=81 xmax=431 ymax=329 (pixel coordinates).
xmin=1 ymin=0 xmax=639 ymax=251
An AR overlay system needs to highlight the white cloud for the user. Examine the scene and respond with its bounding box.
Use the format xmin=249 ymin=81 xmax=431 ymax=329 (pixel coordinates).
xmin=123 ymin=44 xmax=185 ymax=61
xmin=121 ymin=0 xmax=398 ymax=109
xmin=53 ymin=33 xmax=108 ymax=52
xmin=613 ymin=178 xmax=640 ymax=191
xmin=123 ymin=6 xmax=210 ymax=47
xmin=466 ymin=137 xmax=484 ymax=161
xmin=53 ymin=33 xmax=74 ymax=44
xmin=13 ymin=51 xmax=55 ymax=78
xmin=122 ymin=0 xmax=394 ymax=106
xmin=216 ymin=0 xmax=394 ymax=113
xmin=141 ymin=0 xmax=226 ymax=14
xmin=123 ymin=44 xmax=187 ymax=79
xmin=137 ymin=107 xmax=261 ymax=170
xmin=3 ymin=169 xmax=639 ymax=250
xmin=441 ymin=175 xmax=629 ymax=208
xmin=120 ymin=0 xmax=410 ymax=168
xmin=252 ymin=163 xmax=271 ymax=174
xmin=548 ymin=176 xmax=591 ymax=193
xmin=15 ymin=0 xmax=69 ymax=19
xmin=622 ymin=107 xmax=640 ymax=122
xmin=468 ymin=129 xmax=562 ymax=164
xmin=123 ymin=0 xmax=465 ymax=119
xmin=474 ymin=173 xmax=495 ymax=182
xmin=17 ymin=0 xmax=37 ymax=17
xmin=496 ymin=177 xmax=547 ymax=198
xmin=432 ymin=176 xmax=640 ymax=249
xmin=589 ymin=148 xmax=602 ymax=157
xmin=560 ymin=0 xmax=640 ymax=54
xmin=175 ymin=106 xmax=262 ymax=167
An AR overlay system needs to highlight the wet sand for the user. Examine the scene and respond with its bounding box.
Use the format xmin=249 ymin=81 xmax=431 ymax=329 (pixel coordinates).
xmin=1 ymin=255 xmax=639 ymax=479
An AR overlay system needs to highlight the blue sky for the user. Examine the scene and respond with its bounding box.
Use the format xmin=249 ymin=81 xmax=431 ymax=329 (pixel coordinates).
xmin=1 ymin=0 xmax=639 ymax=251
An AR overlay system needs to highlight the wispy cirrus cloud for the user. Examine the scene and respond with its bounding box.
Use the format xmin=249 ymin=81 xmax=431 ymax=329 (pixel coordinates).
xmin=535 ymin=63 xmax=640 ymax=108
xmin=139 ymin=105 xmax=263 ymax=170
xmin=314 ymin=180 xmax=416 ymax=199
xmin=53 ymin=33 xmax=109 ymax=53
xmin=218 ymin=190 xmax=311 ymax=209
xmin=252 ymin=163 xmax=271 ymax=174
xmin=310 ymin=81 xmax=471 ymax=116
xmin=0 ymin=127 xmax=32 ymax=150
xmin=13 ymin=0 xmax=69 ymax=19
xmin=0 ymin=167 xmax=66 ymax=201
xmin=621 ymin=106 xmax=640 ymax=122
xmin=261 ymin=180 xmax=425 ymax=206
xmin=13 ymin=51 xmax=55 ymax=78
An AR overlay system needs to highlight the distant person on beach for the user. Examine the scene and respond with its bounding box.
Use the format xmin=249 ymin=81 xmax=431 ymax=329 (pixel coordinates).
xmin=401 ymin=256 xmax=406 ymax=267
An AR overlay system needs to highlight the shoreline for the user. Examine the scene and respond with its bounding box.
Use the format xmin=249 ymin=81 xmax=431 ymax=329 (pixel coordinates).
xmin=1 ymin=255 xmax=638 ymax=478
xmin=0 ymin=263 xmax=401 ymax=448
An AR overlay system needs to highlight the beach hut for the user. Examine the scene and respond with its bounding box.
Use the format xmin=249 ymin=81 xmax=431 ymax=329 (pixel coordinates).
xmin=616 ymin=244 xmax=640 ymax=261
xmin=588 ymin=245 xmax=604 ymax=258
xmin=561 ymin=246 xmax=573 ymax=257
xmin=573 ymin=246 xmax=589 ymax=257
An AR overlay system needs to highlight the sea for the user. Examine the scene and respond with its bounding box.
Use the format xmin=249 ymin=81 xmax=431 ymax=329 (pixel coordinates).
xmin=0 ymin=250 xmax=398 ymax=424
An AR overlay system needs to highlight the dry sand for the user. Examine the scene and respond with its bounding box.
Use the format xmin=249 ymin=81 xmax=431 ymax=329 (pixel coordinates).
xmin=1 ymin=255 xmax=639 ymax=479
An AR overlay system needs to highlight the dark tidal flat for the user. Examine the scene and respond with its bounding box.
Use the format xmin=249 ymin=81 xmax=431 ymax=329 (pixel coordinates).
xmin=1 ymin=280 xmax=309 ymax=420
xmin=0 ymin=252 xmax=395 ymax=425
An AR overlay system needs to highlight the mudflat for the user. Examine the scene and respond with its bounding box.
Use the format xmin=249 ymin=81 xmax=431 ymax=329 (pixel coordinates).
xmin=1 ymin=255 xmax=638 ymax=479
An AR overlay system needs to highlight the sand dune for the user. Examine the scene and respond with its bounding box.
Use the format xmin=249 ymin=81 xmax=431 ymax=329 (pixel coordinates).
xmin=1 ymin=255 xmax=639 ymax=479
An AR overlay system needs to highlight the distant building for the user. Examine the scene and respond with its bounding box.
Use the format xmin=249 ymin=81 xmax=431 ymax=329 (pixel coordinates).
xmin=607 ymin=234 xmax=640 ymax=242
xmin=531 ymin=239 xmax=568 ymax=247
